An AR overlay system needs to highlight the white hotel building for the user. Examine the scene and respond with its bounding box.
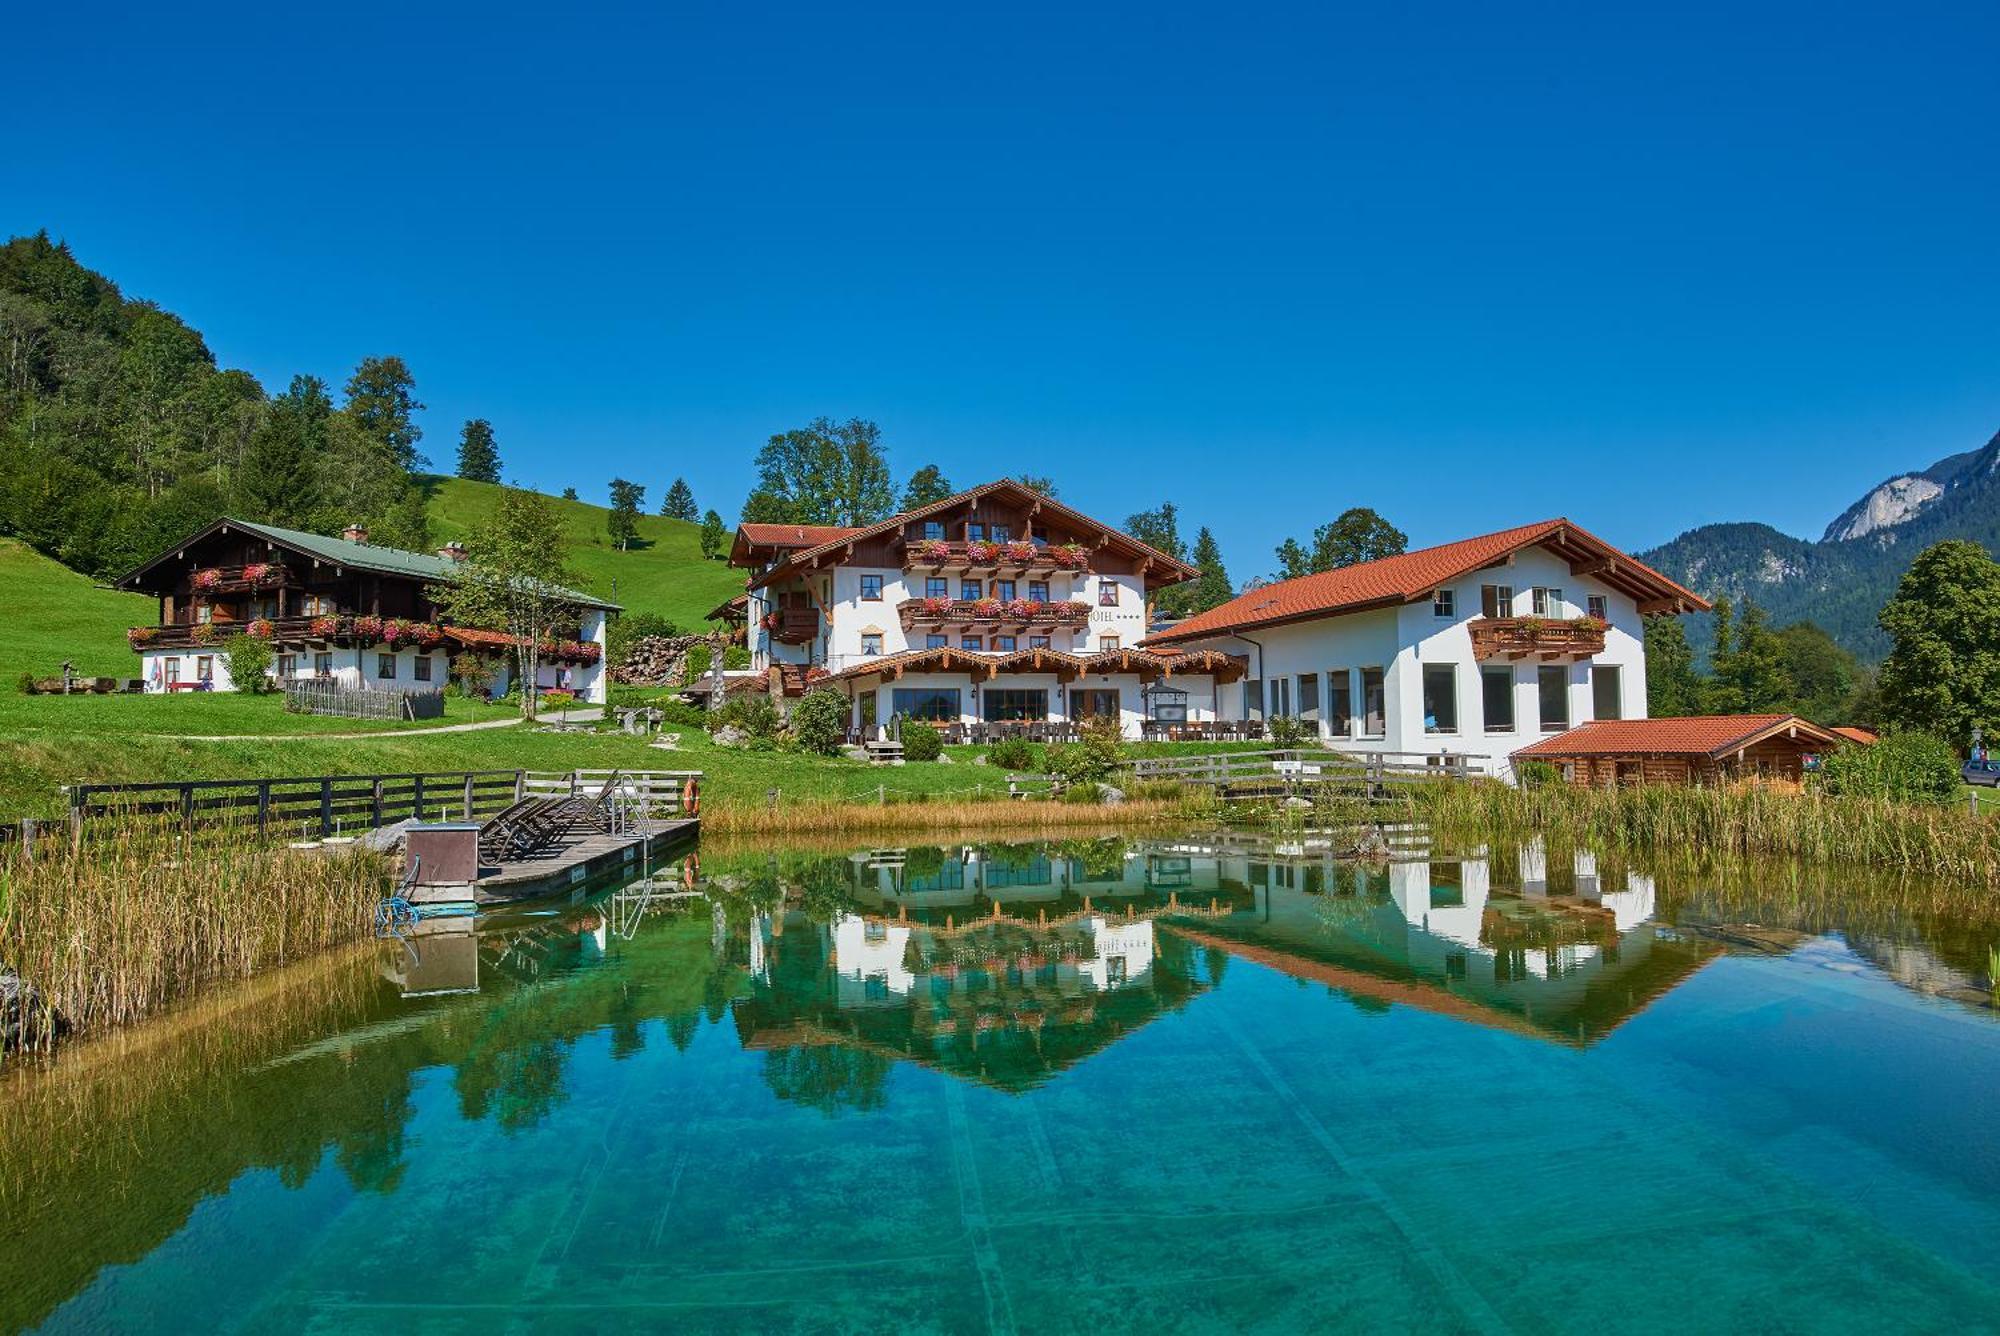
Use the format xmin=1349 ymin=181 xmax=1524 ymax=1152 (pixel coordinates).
xmin=730 ymin=485 xmax=1706 ymax=778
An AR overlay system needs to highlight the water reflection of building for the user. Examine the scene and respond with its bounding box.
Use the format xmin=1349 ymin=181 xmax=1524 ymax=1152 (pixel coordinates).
xmin=730 ymin=868 xmax=1236 ymax=1093
xmin=1160 ymin=833 xmax=1717 ymax=1047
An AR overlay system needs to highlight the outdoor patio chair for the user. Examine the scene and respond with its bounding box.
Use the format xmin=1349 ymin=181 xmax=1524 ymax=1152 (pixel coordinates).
xmin=477 ymin=795 xmax=570 ymax=863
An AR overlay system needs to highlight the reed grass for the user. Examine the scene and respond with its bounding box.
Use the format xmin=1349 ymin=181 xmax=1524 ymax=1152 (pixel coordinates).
xmin=0 ymin=822 xmax=390 ymax=1051
xmin=1403 ymin=780 xmax=2000 ymax=885
xmin=699 ymin=787 xmax=1218 ymax=837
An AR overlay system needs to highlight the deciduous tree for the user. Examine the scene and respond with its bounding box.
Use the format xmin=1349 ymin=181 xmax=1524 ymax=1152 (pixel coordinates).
xmin=745 ymin=416 xmax=895 ymax=526
xmin=900 ymin=464 xmax=954 ymax=510
xmin=429 ymin=486 xmax=585 ymax=719
xmin=607 ymin=477 xmax=645 ymax=549
xmin=700 ymin=508 xmax=726 ymax=561
xmin=342 ymin=355 xmax=425 ymax=470
xmin=1877 ymin=539 xmax=2000 ymax=743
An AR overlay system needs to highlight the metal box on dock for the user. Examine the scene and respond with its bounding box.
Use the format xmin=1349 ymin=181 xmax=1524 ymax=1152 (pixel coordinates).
xmin=406 ymin=822 xmax=481 ymax=885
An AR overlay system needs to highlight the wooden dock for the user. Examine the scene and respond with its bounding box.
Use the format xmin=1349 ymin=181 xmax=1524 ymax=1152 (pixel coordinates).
xmin=419 ymin=819 xmax=700 ymax=906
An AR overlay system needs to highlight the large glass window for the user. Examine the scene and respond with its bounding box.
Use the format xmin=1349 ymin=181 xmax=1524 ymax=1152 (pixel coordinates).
xmin=1422 ymin=665 xmax=1457 ymax=733
xmin=1268 ymin=677 xmax=1292 ymax=718
xmin=925 ymin=634 xmax=948 ymax=649
xmin=983 ymin=689 xmax=1048 ymax=721
xmin=961 ymin=579 xmax=982 ymax=600
xmin=859 ymin=574 xmax=883 ymax=600
xmin=967 ymin=523 xmax=986 ymax=542
xmin=1482 ymin=667 xmax=1515 ymax=732
xmin=1360 ymin=668 xmax=1386 ymax=736
xmin=314 ymin=652 xmax=332 ymax=676
xmin=378 ymin=654 xmax=396 ymax=679
xmin=1242 ymin=679 xmax=1262 ymax=719
xmin=1482 ymin=584 xmax=1514 ymax=618
xmin=892 ymin=687 xmax=961 ymax=721
xmin=414 ymin=655 xmax=433 ymax=682
xmin=1587 ymin=594 xmax=1608 ymax=620
xmin=961 ymin=636 xmax=983 ymax=651
xmin=196 ymin=656 xmax=215 ymax=682
xmin=861 ymin=633 xmax=883 ymax=656
xmin=925 ymin=576 xmax=949 ymax=599
xmin=990 ymin=523 xmax=1011 ymax=542
xmin=1538 ymin=666 xmax=1569 ymax=731
xmin=995 ymin=579 xmax=1016 ymax=600
xmin=1432 ymin=588 xmax=1455 ymax=618
xmin=1027 ymin=580 xmax=1049 ymax=601
xmin=1098 ymin=636 xmax=1120 ymax=652
xmin=1028 ymin=635 xmax=1050 ymax=650
xmin=1592 ymin=665 xmax=1622 ymax=720
xmin=1327 ymin=670 xmax=1353 ymax=735
xmin=1298 ymin=673 xmax=1320 ymax=721
xmin=994 ymin=635 xmax=1017 ymax=651
xmin=1532 ymin=587 xmax=1565 ymax=617
xmin=1070 ymin=688 xmax=1120 ymax=720
xmin=1098 ymin=581 xmax=1119 ymax=607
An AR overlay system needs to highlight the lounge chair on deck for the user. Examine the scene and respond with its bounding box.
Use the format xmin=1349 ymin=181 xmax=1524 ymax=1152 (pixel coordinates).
xmin=477 ymin=795 xmax=570 ymax=863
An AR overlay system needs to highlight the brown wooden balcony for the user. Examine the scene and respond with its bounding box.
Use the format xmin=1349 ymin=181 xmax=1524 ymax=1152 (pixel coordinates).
xmin=1468 ymin=616 xmax=1607 ymax=661
xmin=129 ymin=615 xmax=339 ymax=651
xmin=187 ymin=562 xmax=297 ymax=595
xmin=899 ymin=537 xmax=1091 ymax=576
xmin=763 ymin=607 xmax=820 ymax=645
xmin=899 ymin=597 xmax=1092 ymax=631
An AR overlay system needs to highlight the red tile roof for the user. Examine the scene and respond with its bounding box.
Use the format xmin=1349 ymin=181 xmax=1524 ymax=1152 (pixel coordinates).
xmin=741 ymin=480 xmax=1199 ymax=590
xmin=1513 ymin=714 xmax=1842 ymax=759
xmin=1146 ymin=518 xmax=1707 ymax=645
xmin=1831 ymin=726 xmax=1878 ymax=746
xmin=444 ymin=625 xmax=529 ymax=649
xmin=736 ymin=523 xmax=864 ymax=548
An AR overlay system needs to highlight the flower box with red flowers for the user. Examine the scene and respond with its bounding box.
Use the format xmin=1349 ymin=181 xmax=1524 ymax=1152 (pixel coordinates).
xmin=352 ymin=616 xmax=385 ymax=644
xmin=1005 ymin=541 xmax=1037 ymax=562
xmin=309 ymin=615 xmax=345 ymax=639
xmin=127 ymin=627 xmax=158 ymax=648
xmin=192 ymin=568 xmax=223 ymax=592
xmin=911 ymin=538 xmax=952 ymax=563
xmin=965 ymin=540 xmax=1001 ymax=563
xmin=246 ymin=618 xmax=276 ymax=640
xmin=189 ymin=623 xmax=218 ymax=646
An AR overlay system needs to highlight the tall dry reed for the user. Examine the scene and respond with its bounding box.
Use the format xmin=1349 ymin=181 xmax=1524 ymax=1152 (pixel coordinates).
xmin=1404 ymin=780 xmax=2000 ymax=885
xmin=699 ymin=789 xmax=1217 ymax=837
xmin=1 ymin=822 xmax=390 ymax=1048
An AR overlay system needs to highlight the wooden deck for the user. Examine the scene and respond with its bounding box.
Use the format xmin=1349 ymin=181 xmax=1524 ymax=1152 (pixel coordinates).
xmin=409 ymin=819 xmax=699 ymax=906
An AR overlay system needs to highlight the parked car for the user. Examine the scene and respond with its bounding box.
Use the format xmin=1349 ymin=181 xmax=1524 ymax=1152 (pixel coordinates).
xmin=1961 ymin=759 xmax=2000 ymax=788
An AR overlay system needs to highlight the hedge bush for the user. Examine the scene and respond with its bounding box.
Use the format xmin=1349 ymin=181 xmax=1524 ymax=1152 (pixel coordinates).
xmin=901 ymin=722 xmax=943 ymax=762
xmin=1817 ymin=731 xmax=1960 ymax=805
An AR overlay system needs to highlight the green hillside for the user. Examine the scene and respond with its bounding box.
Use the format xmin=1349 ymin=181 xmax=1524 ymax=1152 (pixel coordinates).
xmin=0 ymin=538 xmax=156 ymax=680
xmin=420 ymin=475 xmax=742 ymax=628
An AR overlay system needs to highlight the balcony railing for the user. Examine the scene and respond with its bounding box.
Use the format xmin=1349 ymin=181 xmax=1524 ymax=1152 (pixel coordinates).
xmin=900 ymin=538 xmax=1091 ymax=575
xmin=762 ymin=607 xmax=820 ymax=645
xmin=1467 ymin=616 xmax=1607 ymax=661
xmin=899 ymin=597 xmax=1092 ymax=631
xmin=187 ymin=562 xmax=297 ymax=595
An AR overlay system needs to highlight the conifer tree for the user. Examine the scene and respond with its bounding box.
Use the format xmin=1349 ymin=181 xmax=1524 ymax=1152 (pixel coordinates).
xmin=455 ymin=418 xmax=501 ymax=482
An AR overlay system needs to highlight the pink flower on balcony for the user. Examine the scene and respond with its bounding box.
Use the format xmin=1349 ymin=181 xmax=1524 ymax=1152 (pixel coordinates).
xmin=1048 ymin=543 xmax=1089 ymax=570
xmin=127 ymin=626 xmax=158 ymax=648
xmin=189 ymin=622 xmax=217 ymax=646
xmin=352 ymin=615 xmax=385 ymax=643
xmin=973 ymin=598 xmax=1002 ymax=618
xmin=309 ymin=615 xmax=344 ymax=639
xmin=1005 ymin=540 xmax=1037 ymax=562
xmin=922 ymin=596 xmax=951 ymax=616
xmin=242 ymin=562 xmax=281 ymax=586
xmin=912 ymin=538 xmax=952 ymax=563
xmin=966 ymin=540 xmax=1000 ymax=563
xmin=246 ymin=618 xmax=276 ymax=640
xmin=192 ymin=568 xmax=223 ymax=591
xmin=1005 ymin=598 xmax=1034 ymax=619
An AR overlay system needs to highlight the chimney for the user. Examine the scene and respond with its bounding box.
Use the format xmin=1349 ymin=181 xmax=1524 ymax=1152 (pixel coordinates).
xmin=438 ymin=540 xmax=468 ymax=562
xmin=342 ymin=523 xmax=369 ymax=545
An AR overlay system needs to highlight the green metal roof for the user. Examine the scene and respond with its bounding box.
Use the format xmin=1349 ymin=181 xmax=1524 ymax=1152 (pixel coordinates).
xmin=121 ymin=517 xmax=620 ymax=611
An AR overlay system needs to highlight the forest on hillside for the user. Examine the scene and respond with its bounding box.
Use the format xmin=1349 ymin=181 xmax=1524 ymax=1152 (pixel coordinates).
xmin=0 ymin=232 xmax=430 ymax=580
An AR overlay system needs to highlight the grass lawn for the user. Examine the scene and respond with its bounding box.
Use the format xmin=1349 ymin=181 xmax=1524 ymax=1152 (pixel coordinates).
xmin=0 ymin=538 xmax=157 ymax=681
xmin=421 ymin=475 xmax=743 ymax=628
xmin=0 ymin=689 xmax=511 ymax=737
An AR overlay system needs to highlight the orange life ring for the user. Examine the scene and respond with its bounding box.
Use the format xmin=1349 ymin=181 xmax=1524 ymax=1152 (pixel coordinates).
xmin=683 ymin=777 xmax=699 ymax=815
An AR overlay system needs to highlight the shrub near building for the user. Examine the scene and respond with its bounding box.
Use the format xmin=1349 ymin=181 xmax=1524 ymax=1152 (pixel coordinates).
xmin=1816 ymin=732 xmax=1961 ymax=805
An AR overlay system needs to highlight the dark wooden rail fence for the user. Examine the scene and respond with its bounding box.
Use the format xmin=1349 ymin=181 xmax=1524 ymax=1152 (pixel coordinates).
xmin=65 ymin=769 xmax=526 ymax=837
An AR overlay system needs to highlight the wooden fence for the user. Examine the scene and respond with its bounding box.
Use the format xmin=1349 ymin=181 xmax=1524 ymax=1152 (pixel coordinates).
xmin=1127 ymin=748 xmax=1475 ymax=800
xmin=283 ymin=677 xmax=446 ymax=721
xmin=65 ymin=769 xmax=525 ymax=837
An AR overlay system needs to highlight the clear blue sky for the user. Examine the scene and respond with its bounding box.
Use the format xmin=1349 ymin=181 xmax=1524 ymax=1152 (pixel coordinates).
xmin=10 ymin=2 xmax=1998 ymax=577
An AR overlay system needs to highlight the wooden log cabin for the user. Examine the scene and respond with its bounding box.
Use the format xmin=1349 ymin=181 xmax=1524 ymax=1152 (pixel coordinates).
xmin=114 ymin=517 xmax=618 ymax=699
xmin=1511 ymin=714 xmax=1850 ymax=787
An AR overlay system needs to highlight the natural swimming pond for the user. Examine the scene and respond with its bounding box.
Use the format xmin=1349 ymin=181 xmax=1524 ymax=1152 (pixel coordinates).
xmin=5 ymin=827 xmax=1998 ymax=1332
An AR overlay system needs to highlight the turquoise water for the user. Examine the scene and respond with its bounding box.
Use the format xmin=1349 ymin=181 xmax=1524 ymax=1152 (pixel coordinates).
xmin=8 ymin=832 xmax=2000 ymax=1333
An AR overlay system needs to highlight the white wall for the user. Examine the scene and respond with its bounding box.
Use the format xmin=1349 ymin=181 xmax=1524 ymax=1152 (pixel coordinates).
xmin=1180 ymin=547 xmax=1651 ymax=779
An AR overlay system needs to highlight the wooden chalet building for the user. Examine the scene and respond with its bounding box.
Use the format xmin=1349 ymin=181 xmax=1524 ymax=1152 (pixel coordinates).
xmin=1512 ymin=714 xmax=1849 ymax=786
xmin=729 ymin=480 xmax=1246 ymax=739
xmin=115 ymin=518 xmax=617 ymax=699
